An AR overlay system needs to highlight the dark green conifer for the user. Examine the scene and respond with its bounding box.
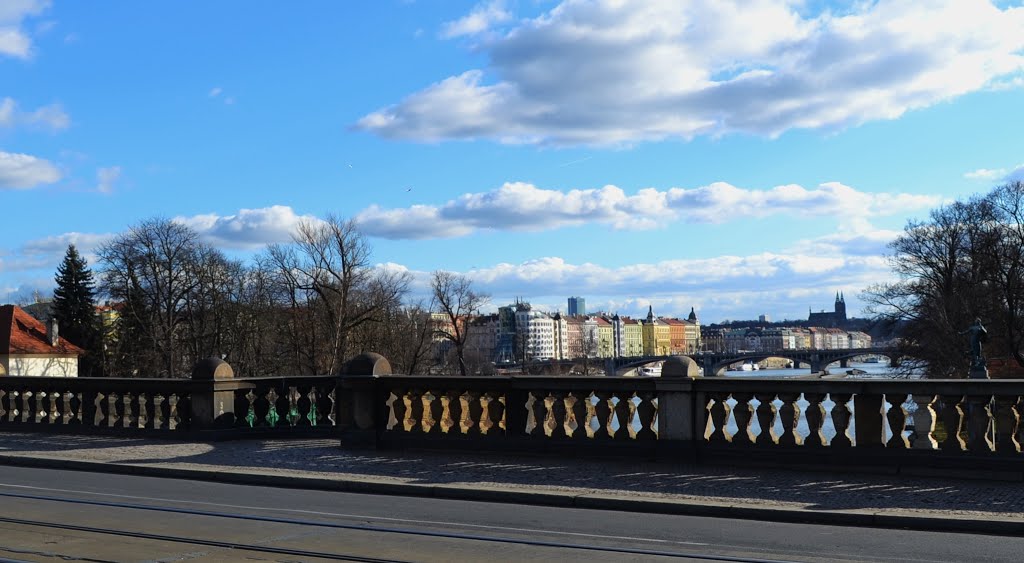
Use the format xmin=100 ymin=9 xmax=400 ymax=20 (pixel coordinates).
xmin=52 ymin=244 xmax=101 ymax=375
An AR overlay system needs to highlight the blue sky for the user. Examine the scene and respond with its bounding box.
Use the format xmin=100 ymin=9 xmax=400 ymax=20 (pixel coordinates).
xmin=2 ymin=0 xmax=1024 ymax=323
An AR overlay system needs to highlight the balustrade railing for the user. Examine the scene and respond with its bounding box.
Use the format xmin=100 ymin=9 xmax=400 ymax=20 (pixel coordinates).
xmin=1 ymin=353 xmax=1023 ymax=472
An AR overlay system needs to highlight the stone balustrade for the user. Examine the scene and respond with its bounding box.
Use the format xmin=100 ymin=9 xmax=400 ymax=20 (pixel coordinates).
xmin=0 ymin=353 xmax=1022 ymax=473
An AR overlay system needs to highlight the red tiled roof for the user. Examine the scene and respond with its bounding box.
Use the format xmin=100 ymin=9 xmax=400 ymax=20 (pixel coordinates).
xmin=0 ymin=305 xmax=85 ymax=356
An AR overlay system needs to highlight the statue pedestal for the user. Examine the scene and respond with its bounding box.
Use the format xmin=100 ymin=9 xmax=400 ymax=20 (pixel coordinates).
xmin=969 ymin=366 xmax=990 ymax=380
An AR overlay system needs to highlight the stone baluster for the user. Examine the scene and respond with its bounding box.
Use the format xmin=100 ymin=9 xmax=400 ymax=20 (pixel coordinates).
xmin=34 ymin=391 xmax=46 ymax=424
xmin=92 ymin=392 xmax=105 ymax=426
xmin=802 ymin=392 xmax=826 ymax=448
xmin=404 ymin=389 xmax=424 ymax=433
xmin=993 ymin=395 xmax=1020 ymax=455
xmin=727 ymin=393 xmax=753 ymax=446
xmin=7 ymin=391 xmax=18 ymax=423
xmin=420 ymin=391 xmax=439 ymax=433
xmin=775 ymin=393 xmax=800 ymax=447
xmin=634 ymin=391 xmax=657 ymax=441
xmin=0 ymin=390 xmax=6 ymax=421
xmin=524 ymin=391 xmax=544 ymax=437
xmin=562 ymin=392 xmax=582 ymax=438
xmin=705 ymin=392 xmax=730 ymax=443
xmin=464 ymin=391 xmax=485 ymax=435
xmin=939 ymin=395 xmax=966 ymax=452
xmin=61 ymin=392 xmax=73 ymax=425
xmin=752 ymin=394 xmax=776 ymax=446
xmin=593 ymin=391 xmax=614 ymax=439
xmin=546 ymin=391 xmax=567 ymax=439
xmin=613 ymin=393 xmax=633 ymax=440
xmin=854 ymin=393 xmax=885 ymax=448
xmin=885 ymin=394 xmax=910 ymax=448
xmin=482 ymin=391 xmax=505 ymax=436
xmin=910 ymin=394 xmax=939 ymax=450
xmin=122 ymin=393 xmax=135 ymax=429
xmin=20 ymin=391 xmax=33 ymax=423
xmin=965 ymin=393 xmax=995 ymax=453
xmin=440 ymin=390 xmax=460 ymax=434
xmin=829 ymin=393 xmax=853 ymax=448
xmin=168 ymin=394 xmax=179 ymax=430
xmin=154 ymin=394 xmax=167 ymax=430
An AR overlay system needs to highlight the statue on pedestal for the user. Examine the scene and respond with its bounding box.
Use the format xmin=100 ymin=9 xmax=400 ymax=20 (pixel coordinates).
xmin=962 ymin=318 xmax=989 ymax=379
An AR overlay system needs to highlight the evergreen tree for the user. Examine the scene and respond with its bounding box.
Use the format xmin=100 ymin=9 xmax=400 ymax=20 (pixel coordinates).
xmin=52 ymin=244 xmax=101 ymax=375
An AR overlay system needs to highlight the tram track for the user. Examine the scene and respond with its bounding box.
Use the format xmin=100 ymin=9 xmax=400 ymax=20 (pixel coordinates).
xmin=0 ymin=489 xmax=797 ymax=562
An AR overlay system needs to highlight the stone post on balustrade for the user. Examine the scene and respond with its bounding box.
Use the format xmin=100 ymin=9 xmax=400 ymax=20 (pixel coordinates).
xmin=339 ymin=352 xmax=392 ymax=448
xmin=191 ymin=357 xmax=237 ymax=430
xmin=654 ymin=356 xmax=699 ymax=461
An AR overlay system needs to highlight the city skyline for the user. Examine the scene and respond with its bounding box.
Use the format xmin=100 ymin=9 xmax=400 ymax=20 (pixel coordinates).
xmin=2 ymin=1 xmax=1024 ymax=323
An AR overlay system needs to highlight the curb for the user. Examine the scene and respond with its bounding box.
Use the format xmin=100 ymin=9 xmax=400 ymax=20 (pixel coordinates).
xmin=0 ymin=454 xmax=1020 ymax=537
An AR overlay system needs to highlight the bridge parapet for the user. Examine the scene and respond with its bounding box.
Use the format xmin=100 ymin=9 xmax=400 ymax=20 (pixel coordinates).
xmin=0 ymin=353 xmax=1020 ymax=474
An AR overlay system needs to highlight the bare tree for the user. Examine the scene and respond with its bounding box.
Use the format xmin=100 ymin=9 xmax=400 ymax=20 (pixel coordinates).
xmin=266 ymin=216 xmax=409 ymax=374
xmin=430 ymin=271 xmax=488 ymax=376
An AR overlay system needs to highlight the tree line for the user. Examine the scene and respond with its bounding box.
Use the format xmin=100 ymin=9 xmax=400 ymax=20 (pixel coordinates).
xmin=866 ymin=181 xmax=1024 ymax=378
xmin=50 ymin=215 xmax=487 ymax=378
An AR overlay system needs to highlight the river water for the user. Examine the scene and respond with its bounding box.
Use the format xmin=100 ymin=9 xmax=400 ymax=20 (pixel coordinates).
xmin=721 ymin=361 xmax=917 ymax=378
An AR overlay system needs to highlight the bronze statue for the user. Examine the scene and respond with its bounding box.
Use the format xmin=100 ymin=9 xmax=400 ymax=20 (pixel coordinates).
xmin=962 ymin=318 xmax=988 ymax=376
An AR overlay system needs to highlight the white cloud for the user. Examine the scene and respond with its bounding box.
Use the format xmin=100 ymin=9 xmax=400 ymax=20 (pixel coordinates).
xmin=356 ymin=180 xmax=941 ymax=239
xmin=0 ymin=97 xmax=69 ymax=131
xmin=1006 ymin=164 xmax=1024 ymax=183
xmin=96 ymin=166 xmax=121 ymax=194
xmin=21 ymin=232 xmax=114 ymax=257
xmin=175 ymin=205 xmax=325 ymax=249
xmin=0 ymin=0 xmax=48 ymax=59
xmin=359 ymin=0 xmax=1024 ymax=145
xmin=441 ymin=0 xmax=512 ymax=38
xmin=964 ymin=167 xmax=1006 ymax=180
xmin=209 ymin=87 xmax=222 ymax=98
xmin=0 ymin=150 xmax=61 ymax=189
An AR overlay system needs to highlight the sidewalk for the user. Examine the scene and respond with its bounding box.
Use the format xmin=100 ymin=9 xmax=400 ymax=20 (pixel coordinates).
xmin=0 ymin=432 xmax=1022 ymax=534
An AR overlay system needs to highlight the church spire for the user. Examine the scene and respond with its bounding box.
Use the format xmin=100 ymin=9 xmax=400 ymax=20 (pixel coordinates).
xmin=646 ymin=305 xmax=654 ymax=323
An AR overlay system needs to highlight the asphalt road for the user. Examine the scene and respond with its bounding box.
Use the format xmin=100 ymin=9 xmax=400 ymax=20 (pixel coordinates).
xmin=0 ymin=465 xmax=1018 ymax=562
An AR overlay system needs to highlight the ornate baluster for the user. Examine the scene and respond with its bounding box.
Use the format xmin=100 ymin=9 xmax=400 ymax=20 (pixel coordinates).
xmin=885 ymin=394 xmax=910 ymax=448
xmin=992 ymin=395 xmax=1020 ymax=454
xmin=440 ymin=390 xmax=459 ymax=434
xmin=1009 ymin=396 xmax=1024 ymax=454
xmin=487 ymin=392 xmax=505 ymax=436
xmin=705 ymin=392 xmax=729 ymax=443
xmin=613 ymin=393 xmax=633 ymax=440
xmin=7 ymin=391 xmax=18 ymax=422
xmin=635 ymin=391 xmax=657 ymax=441
xmin=327 ymin=388 xmax=337 ymax=426
xmin=965 ymin=394 xmax=995 ymax=453
xmin=35 ymin=391 xmax=46 ymax=423
xmin=801 ymin=392 xmax=826 ymax=448
xmin=21 ymin=391 xmax=33 ymax=423
xmin=540 ymin=393 xmax=560 ymax=438
xmin=93 ymin=392 xmax=106 ymax=426
xmin=829 ymin=393 xmax=853 ymax=448
xmin=775 ymin=393 xmax=800 ymax=447
xmin=286 ymin=387 xmax=301 ymax=427
xmin=728 ymin=393 xmax=754 ymax=446
xmin=591 ymin=391 xmax=613 ymax=439
xmin=105 ymin=392 xmax=119 ymax=427
xmin=154 ymin=394 xmax=166 ymax=430
xmin=264 ymin=388 xmax=281 ymax=427
xmin=523 ymin=392 xmax=538 ymax=436
xmin=562 ymin=392 xmax=580 ymax=437
xmin=0 ymin=390 xmax=6 ymax=422
xmin=498 ymin=394 xmax=507 ymax=432
xmin=420 ymin=391 xmax=439 ymax=433
xmin=750 ymin=395 xmax=773 ymax=446
xmin=461 ymin=391 xmax=481 ymax=435
xmin=406 ymin=389 xmax=426 ymax=433
xmin=910 ymin=394 xmax=939 ymax=450
xmin=939 ymin=395 xmax=966 ymax=452
xmin=138 ymin=393 xmax=149 ymax=429
xmin=385 ymin=391 xmax=402 ymax=431
xmin=305 ymin=388 xmax=319 ymax=426
xmin=62 ymin=392 xmax=73 ymax=424
xmin=122 ymin=393 xmax=135 ymax=429
xmin=168 ymin=393 xmax=179 ymax=430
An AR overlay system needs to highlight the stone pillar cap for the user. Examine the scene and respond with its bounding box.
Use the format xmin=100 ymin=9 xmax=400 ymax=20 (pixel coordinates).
xmin=343 ymin=352 xmax=392 ymax=376
xmin=192 ymin=357 xmax=234 ymax=380
xmin=662 ymin=356 xmax=700 ymax=378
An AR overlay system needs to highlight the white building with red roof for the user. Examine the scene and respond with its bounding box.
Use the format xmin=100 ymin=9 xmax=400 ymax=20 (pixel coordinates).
xmin=0 ymin=305 xmax=84 ymax=377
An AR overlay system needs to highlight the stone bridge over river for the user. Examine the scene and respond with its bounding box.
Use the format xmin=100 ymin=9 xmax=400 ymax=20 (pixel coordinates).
xmin=513 ymin=347 xmax=900 ymax=376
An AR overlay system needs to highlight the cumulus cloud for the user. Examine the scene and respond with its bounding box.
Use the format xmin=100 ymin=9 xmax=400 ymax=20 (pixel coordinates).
xmin=0 ymin=150 xmax=61 ymax=189
xmin=175 ymin=205 xmax=325 ymax=249
xmin=0 ymin=97 xmax=69 ymax=131
xmin=358 ymin=0 xmax=1024 ymax=145
xmin=964 ymin=167 xmax=1006 ymax=180
xmin=0 ymin=0 xmax=48 ymax=59
xmin=356 ymin=180 xmax=941 ymax=239
xmin=96 ymin=166 xmax=121 ymax=194
xmin=21 ymin=232 xmax=114 ymax=257
xmin=440 ymin=0 xmax=512 ymax=38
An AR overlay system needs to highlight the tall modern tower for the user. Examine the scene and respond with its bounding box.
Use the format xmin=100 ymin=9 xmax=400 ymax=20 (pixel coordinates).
xmin=567 ymin=297 xmax=586 ymax=317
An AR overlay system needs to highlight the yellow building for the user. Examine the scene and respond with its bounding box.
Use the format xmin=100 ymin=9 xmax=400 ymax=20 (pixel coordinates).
xmin=595 ymin=317 xmax=614 ymax=358
xmin=641 ymin=306 xmax=671 ymax=356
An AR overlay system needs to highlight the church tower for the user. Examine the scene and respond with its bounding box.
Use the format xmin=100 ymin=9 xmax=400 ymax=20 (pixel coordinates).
xmin=835 ymin=292 xmax=847 ymax=322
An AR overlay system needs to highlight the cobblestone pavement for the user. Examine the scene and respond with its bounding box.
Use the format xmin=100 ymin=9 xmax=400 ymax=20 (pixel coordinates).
xmin=0 ymin=432 xmax=1021 ymax=519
